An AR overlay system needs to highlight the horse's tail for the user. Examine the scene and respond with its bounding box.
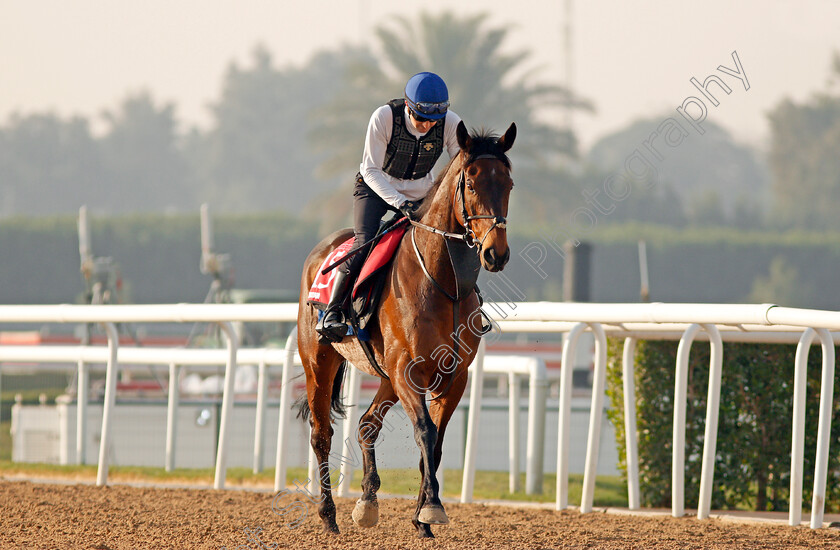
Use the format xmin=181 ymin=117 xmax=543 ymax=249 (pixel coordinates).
xmin=294 ymin=362 xmax=348 ymax=422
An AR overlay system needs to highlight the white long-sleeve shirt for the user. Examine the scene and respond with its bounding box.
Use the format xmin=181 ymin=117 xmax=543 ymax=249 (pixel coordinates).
xmin=359 ymin=104 xmax=462 ymax=209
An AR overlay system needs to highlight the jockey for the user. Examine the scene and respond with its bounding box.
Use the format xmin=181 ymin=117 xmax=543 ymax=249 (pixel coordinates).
xmin=316 ymin=71 xmax=464 ymax=341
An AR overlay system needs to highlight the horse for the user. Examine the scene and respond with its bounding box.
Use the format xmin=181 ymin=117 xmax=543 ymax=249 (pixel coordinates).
xmin=296 ymin=120 xmax=516 ymax=538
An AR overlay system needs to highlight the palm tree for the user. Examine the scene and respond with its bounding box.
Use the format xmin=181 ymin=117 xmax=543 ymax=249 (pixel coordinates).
xmin=309 ymin=11 xmax=593 ymax=224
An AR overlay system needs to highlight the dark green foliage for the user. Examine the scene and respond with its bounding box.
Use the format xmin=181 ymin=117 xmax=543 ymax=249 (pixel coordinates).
xmin=0 ymin=212 xmax=318 ymax=305
xmin=498 ymin=224 xmax=840 ymax=308
xmin=606 ymin=338 xmax=840 ymax=511
xmin=5 ymin=217 xmax=840 ymax=308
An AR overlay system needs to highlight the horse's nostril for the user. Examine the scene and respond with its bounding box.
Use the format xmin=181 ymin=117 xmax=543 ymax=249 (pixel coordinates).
xmin=501 ymin=248 xmax=510 ymax=267
xmin=483 ymin=248 xmax=496 ymax=265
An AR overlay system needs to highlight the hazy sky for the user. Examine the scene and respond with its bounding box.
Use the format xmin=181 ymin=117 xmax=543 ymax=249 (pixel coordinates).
xmin=2 ymin=1 xmax=839 ymax=150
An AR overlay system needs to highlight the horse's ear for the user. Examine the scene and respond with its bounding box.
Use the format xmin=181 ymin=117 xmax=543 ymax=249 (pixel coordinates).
xmin=498 ymin=123 xmax=517 ymax=152
xmin=456 ymin=120 xmax=472 ymax=151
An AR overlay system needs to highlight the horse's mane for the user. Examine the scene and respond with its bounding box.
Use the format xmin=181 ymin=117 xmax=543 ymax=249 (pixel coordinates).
xmin=416 ymin=128 xmax=511 ymax=218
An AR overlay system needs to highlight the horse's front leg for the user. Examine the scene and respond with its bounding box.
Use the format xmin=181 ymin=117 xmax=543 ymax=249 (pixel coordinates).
xmin=412 ymin=368 xmax=470 ymax=537
xmin=393 ymin=363 xmax=449 ymax=538
xmin=352 ymin=379 xmax=398 ymax=528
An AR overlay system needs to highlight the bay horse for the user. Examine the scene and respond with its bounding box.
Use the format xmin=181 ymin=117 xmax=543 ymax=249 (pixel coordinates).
xmin=296 ymin=120 xmax=516 ymax=538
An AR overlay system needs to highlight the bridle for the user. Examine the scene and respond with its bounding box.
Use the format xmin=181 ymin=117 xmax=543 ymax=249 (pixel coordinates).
xmin=410 ymin=153 xmax=509 ymax=248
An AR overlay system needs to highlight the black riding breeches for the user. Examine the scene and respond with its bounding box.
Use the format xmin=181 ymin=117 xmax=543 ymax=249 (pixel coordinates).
xmin=343 ymin=173 xmax=402 ymax=275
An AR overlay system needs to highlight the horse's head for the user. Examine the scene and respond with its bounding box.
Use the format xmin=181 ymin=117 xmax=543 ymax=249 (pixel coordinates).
xmin=455 ymin=121 xmax=516 ymax=272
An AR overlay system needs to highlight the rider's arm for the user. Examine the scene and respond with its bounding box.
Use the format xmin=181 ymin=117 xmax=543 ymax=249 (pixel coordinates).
xmin=443 ymin=110 xmax=464 ymax=159
xmin=359 ymin=105 xmax=408 ymax=209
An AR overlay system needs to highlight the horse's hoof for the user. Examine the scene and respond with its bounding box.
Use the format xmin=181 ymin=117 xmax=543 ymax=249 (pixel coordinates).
xmin=418 ymin=504 xmax=449 ymax=525
xmin=322 ymin=523 xmax=340 ymax=535
xmin=352 ymin=498 xmax=379 ymax=528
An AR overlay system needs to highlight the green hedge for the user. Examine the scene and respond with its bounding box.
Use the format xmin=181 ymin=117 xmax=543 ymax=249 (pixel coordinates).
xmin=5 ymin=215 xmax=840 ymax=308
xmin=506 ymin=223 xmax=840 ymax=307
xmin=605 ymin=338 xmax=840 ymax=512
xmin=0 ymin=212 xmax=319 ymax=305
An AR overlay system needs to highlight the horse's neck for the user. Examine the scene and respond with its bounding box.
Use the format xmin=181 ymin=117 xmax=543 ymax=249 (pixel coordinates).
xmin=422 ymin=169 xmax=460 ymax=236
xmin=412 ymin=165 xmax=462 ymax=287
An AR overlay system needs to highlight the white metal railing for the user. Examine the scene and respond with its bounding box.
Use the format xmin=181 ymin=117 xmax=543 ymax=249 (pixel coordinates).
xmin=0 ymin=302 xmax=838 ymax=528
xmin=0 ymin=344 xmax=302 ymax=474
xmin=0 ymin=303 xmax=297 ymax=490
xmin=0 ymin=338 xmax=547 ymax=500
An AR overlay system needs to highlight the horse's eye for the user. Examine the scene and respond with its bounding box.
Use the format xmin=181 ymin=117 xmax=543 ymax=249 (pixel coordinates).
xmin=466 ymin=181 xmax=476 ymax=194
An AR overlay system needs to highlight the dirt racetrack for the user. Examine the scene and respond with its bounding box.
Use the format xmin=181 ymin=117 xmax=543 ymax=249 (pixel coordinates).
xmin=2 ymin=480 xmax=840 ymax=549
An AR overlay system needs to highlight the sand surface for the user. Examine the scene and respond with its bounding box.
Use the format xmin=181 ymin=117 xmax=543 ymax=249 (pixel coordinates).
xmin=2 ymin=480 xmax=840 ymax=549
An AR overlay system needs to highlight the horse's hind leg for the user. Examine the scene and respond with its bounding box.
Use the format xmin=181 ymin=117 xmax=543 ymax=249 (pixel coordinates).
xmin=352 ymin=379 xmax=398 ymax=528
xmin=302 ymin=349 xmax=344 ymax=534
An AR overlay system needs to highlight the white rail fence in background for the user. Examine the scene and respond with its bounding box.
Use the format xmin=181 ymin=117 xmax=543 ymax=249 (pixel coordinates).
xmin=0 ymin=302 xmax=838 ymax=528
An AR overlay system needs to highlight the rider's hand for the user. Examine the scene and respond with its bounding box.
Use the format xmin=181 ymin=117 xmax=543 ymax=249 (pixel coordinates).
xmin=399 ymin=200 xmax=421 ymax=221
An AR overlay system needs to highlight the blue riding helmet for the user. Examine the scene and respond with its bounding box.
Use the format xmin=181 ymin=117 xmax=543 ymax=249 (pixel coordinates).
xmin=404 ymin=72 xmax=449 ymax=120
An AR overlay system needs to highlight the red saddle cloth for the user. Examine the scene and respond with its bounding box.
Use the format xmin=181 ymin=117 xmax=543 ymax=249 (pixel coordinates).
xmin=307 ymin=220 xmax=409 ymax=308
xmin=307 ymin=239 xmax=353 ymax=307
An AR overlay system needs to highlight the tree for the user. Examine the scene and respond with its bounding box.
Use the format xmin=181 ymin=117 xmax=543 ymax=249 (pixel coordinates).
xmin=768 ymin=56 xmax=840 ymax=230
xmin=587 ymin=116 xmax=768 ymax=227
xmin=99 ymin=92 xmax=190 ymax=213
xmin=309 ymin=11 xmax=593 ymax=226
xmin=192 ymin=45 xmax=355 ymax=213
xmin=0 ymin=112 xmax=100 ymax=216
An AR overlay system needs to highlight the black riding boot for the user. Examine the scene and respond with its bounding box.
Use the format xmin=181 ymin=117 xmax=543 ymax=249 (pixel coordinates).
xmin=316 ymin=269 xmax=353 ymax=342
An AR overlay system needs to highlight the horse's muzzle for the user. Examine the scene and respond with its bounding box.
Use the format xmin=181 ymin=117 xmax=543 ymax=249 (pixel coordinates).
xmin=482 ymin=246 xmax=510 ymax=272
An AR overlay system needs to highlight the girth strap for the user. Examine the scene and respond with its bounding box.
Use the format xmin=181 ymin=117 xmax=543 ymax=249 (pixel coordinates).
xmin=358 ymin=337 xmax=389 ymax=380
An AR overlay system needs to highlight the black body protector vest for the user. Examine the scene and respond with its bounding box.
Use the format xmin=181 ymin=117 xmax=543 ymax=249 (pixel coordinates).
xmin=382 ymin=99 xmax=446 ymax=180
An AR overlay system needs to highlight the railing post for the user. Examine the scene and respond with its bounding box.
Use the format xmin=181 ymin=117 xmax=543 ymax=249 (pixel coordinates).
xmin=622 ymin=337 xmax=640 ymax=510
xmin=810 ymin=327 xmax=835 ymax=528
xmin=338 ymin=365 xmax=361 ymax=497
xmin=789 ymin=328 xmax=815 ymax=526
xmin=672 ymin=323 xmax=701 ymax=517
xmin=253 ymin=358 xmax=268 ymax=474
xmin=274 ymin=327 xmax=298 ymax=492
xmin=697 ymin=323 xmax=723 ymax=520
xmin=580 ymin=322 xmax=607 ymax=513
xmin=556 ymin=322 xmax=586 ymax=510
xmin=77 ymin=358 xmax=89 ymax=465
xmin=461 ymin=338 xmax=486 ymax=503
xmin=508 ymin=372 xmax=521 ymax=493
xmin=165 ymin=362 xmax=180 ymax=472
xmin=96 ymin=322 xmax=119 ymax=486
xmin=213 ymin=321 xmax=238 ymax=489
xmin=525 ymin=358 xmax=547 ymax=495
